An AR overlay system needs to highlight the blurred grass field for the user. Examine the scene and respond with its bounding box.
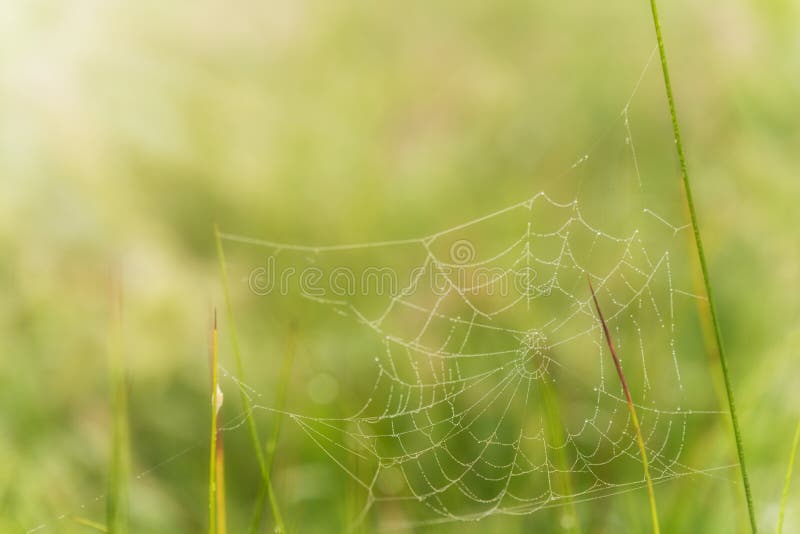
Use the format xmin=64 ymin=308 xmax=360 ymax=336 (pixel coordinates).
xmin=1 ymin=0 xmax=799 ymax=532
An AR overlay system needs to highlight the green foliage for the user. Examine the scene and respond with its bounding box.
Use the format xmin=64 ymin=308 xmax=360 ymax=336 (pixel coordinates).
xmin=2 ymin=1 xmax=798 ymax=533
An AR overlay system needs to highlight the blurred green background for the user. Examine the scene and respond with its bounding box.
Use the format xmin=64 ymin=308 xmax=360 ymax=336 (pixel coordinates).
xmin=1 ymin=0 xmax=798 ymax=532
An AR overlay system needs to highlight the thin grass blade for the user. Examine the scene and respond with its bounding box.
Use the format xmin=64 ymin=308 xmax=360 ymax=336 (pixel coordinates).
xmin=588 ymin=277 xmax=660 ymax=534
xmin=777 ymin=418 xmax=800 ymax=533
xmin=250 ymin=328 xmax=295 ymax=533
xmin=540 ymin=377 xmax=581 ymax=533
xmin=216 ymin=403 xmax=227 ymax=534
xmin=214 ymin=224 xmax=285 ymax=532
xmin=70 ymin=516 xmax=110 ymax=533
xmin=646 ymin=0 xmax=756 ymax=530
xmin=107 ymin=272 xmax=129 ymax=534
xmin=209 ymin=310 xmax=221 ymax=534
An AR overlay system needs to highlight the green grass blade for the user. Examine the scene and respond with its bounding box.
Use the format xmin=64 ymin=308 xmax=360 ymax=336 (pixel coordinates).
xmin=777 ymin=418 xmax=800 ymax=534
xmin=646 ymin=1 xmax=757 ymax=530
xmin=589 ymin=278 xmax=660 ymax=534
xmin=214 ymin=224 xmax=285 ymax=532
xmin=249 ymin=329 xmax=295 ymax=534
xmin=216 ymin=411 xmax=227 ymax=534
xmin=539 ymin=378 xmax=581 ymax=533
xmin=71 ymin=515 xmax=110 ymax=533
xmin=107 ymin=275 xmax=129 ymax=534
xmin=209 ymin=311 xmax=221 ymax=534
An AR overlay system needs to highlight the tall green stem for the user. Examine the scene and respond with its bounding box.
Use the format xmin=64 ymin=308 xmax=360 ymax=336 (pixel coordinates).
xmin=209 ymin=312 xmax=220 ymax=534
xmin=777 ymin=419 xmax=800 ymax=534
xmin=107 ymin=275 xmax=129 ymax=534
xmin=250 ymin=330 xmax=295 ymax=533
xmin=214 ymin=225 xmax=285 ymax=533
xmin=647 ymin=1 xmax=757 ymax=531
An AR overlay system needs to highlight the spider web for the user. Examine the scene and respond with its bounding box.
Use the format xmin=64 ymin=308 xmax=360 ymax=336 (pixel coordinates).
xmin=19 ymin=43 xmax=739 ymax=534
xmin=221 ymin=192 xmax=731 ymax=528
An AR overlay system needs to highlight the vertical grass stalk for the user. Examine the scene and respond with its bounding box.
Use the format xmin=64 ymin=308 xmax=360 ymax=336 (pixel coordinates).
xmin=209 ymin=311 xmax=221 ymax=534
xmin=215 ymin=426 xmax=228 ymax=534
xmin=540 ymin=378 xmax=581 ymax=533
xmin=250 ymin=329 xmax=296 ymax=533
xmin=777 ymin=418 xmax=800 ymax=534
xmin=646 ymin=1 xmax=757 ymax=530
xmin=589 ymin=279 xmax=659 ymax=534
xmin=215 ymin=360 xmax=228 ymax=534
xmin=214 ymin=225 xmax=285 ymax=532
xmin=107 ymin=273 xmax=129 ymax=534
